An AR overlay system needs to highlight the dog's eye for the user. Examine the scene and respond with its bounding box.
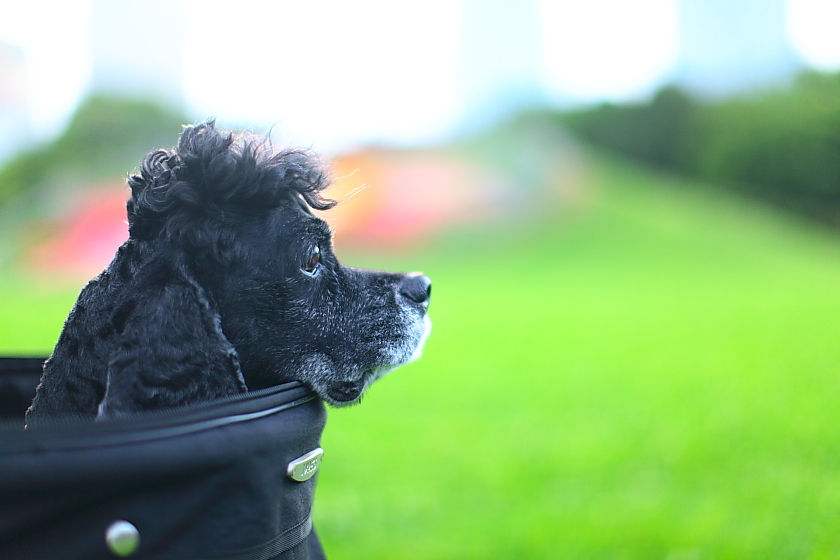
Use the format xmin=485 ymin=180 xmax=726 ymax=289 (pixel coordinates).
xmin=302 ymin=245 xmax=321 ymax=274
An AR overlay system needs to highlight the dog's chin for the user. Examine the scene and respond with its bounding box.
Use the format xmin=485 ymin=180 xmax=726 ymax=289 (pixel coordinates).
xmin=324 ymin=379 xmax=366 ymax=406
xmin=315 ymin=315 xmax=433 ymax=407
xmin=322 ymin=365 xmax=394 ymax=407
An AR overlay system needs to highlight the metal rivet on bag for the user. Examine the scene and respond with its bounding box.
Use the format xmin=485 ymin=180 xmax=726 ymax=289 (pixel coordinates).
xmin=287 ymin=447 xmax=324 ymax=482
xmin=105 ymin=520 xmax=140 ymax=557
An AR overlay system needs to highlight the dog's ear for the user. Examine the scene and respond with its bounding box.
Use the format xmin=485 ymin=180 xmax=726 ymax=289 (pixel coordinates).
xmin=96 ymin=265 xmax=247 ymax=418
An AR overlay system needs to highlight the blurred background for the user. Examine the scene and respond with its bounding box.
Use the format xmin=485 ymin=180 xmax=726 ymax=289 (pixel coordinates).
xmin=2 ymin=1 xmax=840 ymax=558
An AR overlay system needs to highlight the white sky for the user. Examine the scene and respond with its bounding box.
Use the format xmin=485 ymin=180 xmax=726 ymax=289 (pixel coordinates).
xmin=1 ymin=0 xmax=839 ymax=150
xmin=182 ymin=0 xmax=463 ymax=151
xmin=1 ymin=1 xmax=91 ymax=139
xmin=540 ymin=0 xmax=680 ymax=100
xmin=785 ymin=0 xmax=840 ymax=70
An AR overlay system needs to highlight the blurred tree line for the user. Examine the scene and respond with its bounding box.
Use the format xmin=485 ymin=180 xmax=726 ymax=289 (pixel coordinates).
xmin=556 ymin=71 xmax=840 ymax=224
xmin=4 ymin=80 xmax=839 ymax=225
xmin=0 ymin=96 xmax=186 ymax=208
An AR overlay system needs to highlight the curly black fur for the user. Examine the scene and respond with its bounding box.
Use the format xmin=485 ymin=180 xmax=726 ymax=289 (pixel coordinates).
xmin=25 ymin=121 xmax=431 ymax=425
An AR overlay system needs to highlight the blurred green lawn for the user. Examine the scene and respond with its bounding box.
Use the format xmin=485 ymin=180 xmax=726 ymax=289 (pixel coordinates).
xmin=3 ymin=154 xmax=840 ymax=559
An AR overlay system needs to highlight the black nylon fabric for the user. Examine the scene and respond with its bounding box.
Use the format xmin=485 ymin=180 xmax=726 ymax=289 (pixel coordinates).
xmin=0 ymin=358 xmax=328 ymax=560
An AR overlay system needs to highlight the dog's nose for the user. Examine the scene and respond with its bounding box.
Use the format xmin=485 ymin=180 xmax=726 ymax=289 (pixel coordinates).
xmin=399 ymin=273 xmax=431 ymax=307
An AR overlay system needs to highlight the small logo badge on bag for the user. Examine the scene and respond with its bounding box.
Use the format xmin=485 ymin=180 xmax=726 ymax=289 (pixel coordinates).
xmin=105 ymin=520 xmax=140 ymax=556
xmin=287 ymin=448 xmax=324 ymax=482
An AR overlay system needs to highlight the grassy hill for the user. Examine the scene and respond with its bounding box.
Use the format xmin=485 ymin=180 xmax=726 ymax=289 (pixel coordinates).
xmin=316 ymin=155 xmax=840 ymax=559
xmin=2 ymin=151 xmax=840 ymax=559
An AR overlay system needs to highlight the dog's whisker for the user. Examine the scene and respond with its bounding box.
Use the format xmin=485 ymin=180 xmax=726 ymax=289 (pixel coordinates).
xmin=341 ymin=183 xmax=371 ymax=203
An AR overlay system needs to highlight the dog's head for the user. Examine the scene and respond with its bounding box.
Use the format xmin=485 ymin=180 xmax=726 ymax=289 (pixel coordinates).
xmin=126 ymin=121 xmax=431 ymax=405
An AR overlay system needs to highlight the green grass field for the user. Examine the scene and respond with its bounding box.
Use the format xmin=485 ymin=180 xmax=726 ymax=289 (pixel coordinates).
xmin=3 ymin=154 xmax=840 ymax=559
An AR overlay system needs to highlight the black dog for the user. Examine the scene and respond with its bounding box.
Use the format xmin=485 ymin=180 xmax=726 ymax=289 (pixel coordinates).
xmin=25 ymin=121 xmax=431 ymax=425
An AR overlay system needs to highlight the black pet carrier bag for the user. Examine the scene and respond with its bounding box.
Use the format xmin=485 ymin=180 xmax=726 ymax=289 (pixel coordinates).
xmin=0 ymin=357 xmax=329 ymax=560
